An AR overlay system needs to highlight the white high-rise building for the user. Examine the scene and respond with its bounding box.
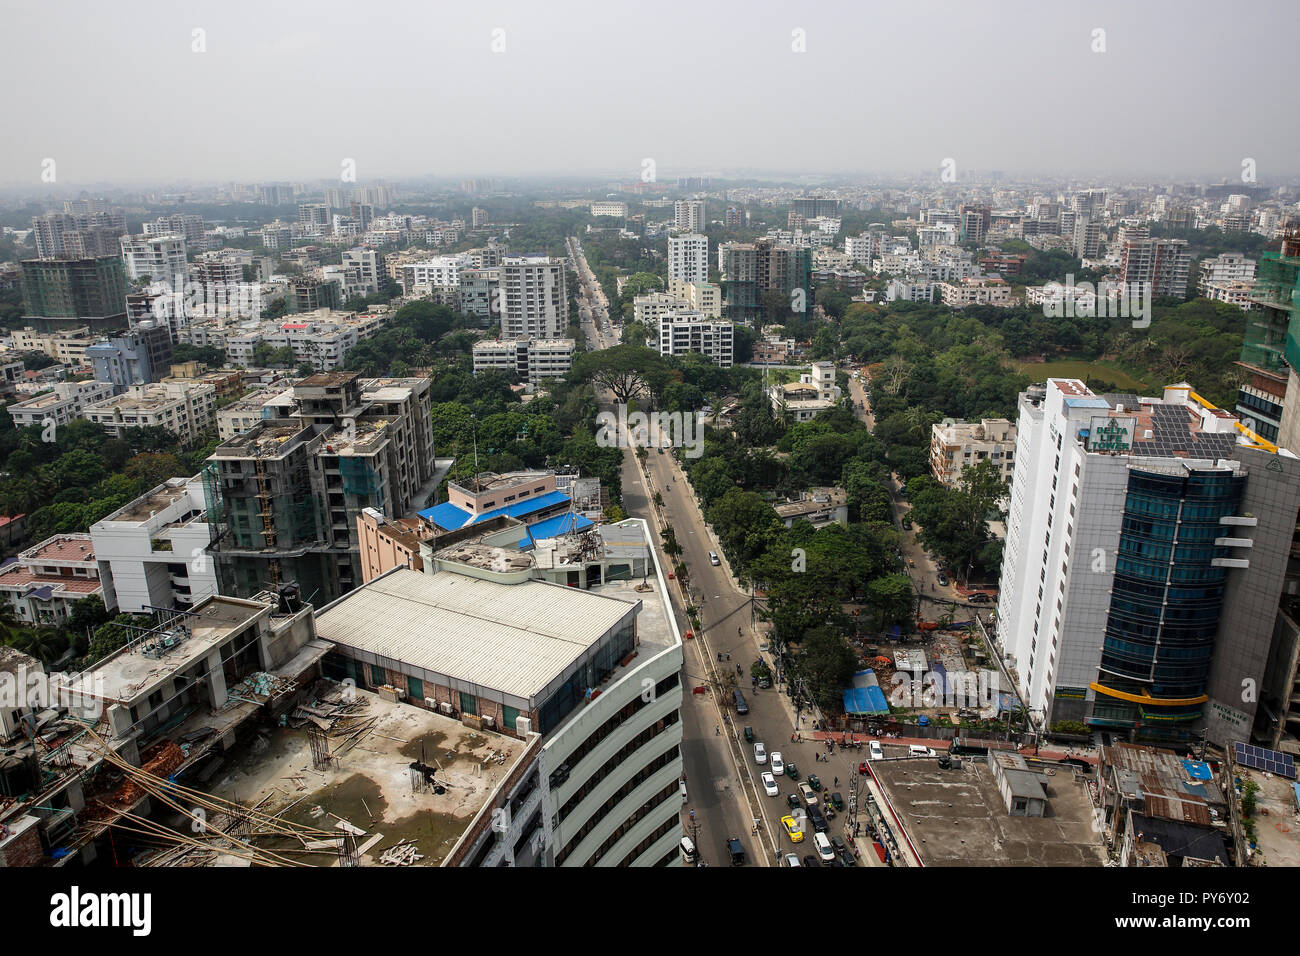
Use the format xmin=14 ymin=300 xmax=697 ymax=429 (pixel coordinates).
xmin=501 ymin=256 xmax=569 ymax=340
xmin=673 ymin=200 xmax=705 ymax=233
xmin=667 ymin=234 xmax=708 ymax=285
xmin=120 ymin=234 xmax=187 ymax=284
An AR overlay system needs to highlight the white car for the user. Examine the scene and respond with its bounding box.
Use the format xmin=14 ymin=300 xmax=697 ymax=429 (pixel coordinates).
xmin=814 ymin=832 xmax=835 ymax=862
xmin=770 ymin=751 xmax=785 ymax=775
xmin=784 ymin=853 xmax=802 ymax=867
xmin=761 ymin=771 xmax=778 ymax=797
xmin=908 ymin=745 xmax=936 ymax=758
xmin=869 ymin=740 xmax=884 ymax=760
xmin=754 ymin=742 xmax=767 ymax=765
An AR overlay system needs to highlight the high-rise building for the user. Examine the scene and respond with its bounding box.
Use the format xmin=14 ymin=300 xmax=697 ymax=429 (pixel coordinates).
xmin=19 ymin=256 xmax=129 ymax=333
xmin=995 ymin=378 xmax=1300 ymax=745
xmin=32 ymin=210 xmax=126 ymax=259
xmin=725 ymin=207 xmax=742 ymax=228
xmin=667 ymin=233 xmax=708 ymax=285
xmin=791 ymin=197 xmax=841 ymax=219
xmin=1072 ymin=217 xmax=1100 ymax=259
xmin=673 ymin=200 xmax=705 ymax=233
xmin=86 ymin=322 xmax=174 ymax=389
xmin=202 ymin=372 xmax=435 ymax=603
xmin=501 ymin=256 xmax=568 ymax=340
xmin=719 ymin=240 xmax=812 ymax=325
xmin=658 ymin=312 xmax=733 ymax=367
xmin=144 ymin=214 xmax=205 ymax=245
xmin=1120 ymin=238 xmax=1191 ymax=298
xmin=120 ymin=233 xmax=188 ymax=284
xmin=298 ymin=203 xmax=331 ymax=235
xmin=959 ymin=204 xmax=991 ymax=244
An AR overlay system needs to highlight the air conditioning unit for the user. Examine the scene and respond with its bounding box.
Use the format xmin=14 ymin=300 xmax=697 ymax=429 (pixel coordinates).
xmin=515 ymin=716 xmax=533 ymax=736
xmin=439 ymin=702 xmax=453 ymax=715
xmin=482 ymin=714 xmax=496 ymax=729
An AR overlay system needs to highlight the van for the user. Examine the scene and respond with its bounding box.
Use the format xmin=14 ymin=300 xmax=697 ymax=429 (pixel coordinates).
xmin=680 ymin=779 xmax=688 ymax=803
xmin=908 ymin=745 xmax=936 ymax=758
xmin=734 ymin=689 xmax=749 ymax=715
xmin=680 ymin=836 xmax=697 ymax=865
xmin=814 ymin=832 xmax=834 ymax=862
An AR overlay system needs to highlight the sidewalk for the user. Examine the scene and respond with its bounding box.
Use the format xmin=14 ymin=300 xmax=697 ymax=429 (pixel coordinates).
xmin=809 ymin=730 xmax=1100 ymax=766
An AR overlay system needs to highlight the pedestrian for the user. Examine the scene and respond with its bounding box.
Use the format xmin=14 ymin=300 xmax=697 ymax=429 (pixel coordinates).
xmin=715 ymin=725 xmax=720 ymax=736
xmin=834 ymin=777 xmax=839 ymax=788
xmin=791 ymin=732 xmax=796 ymax=742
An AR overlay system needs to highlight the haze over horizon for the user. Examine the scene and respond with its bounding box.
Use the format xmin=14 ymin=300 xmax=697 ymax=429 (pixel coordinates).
xmin=3 ymin=0 xmax=1298 ymax=187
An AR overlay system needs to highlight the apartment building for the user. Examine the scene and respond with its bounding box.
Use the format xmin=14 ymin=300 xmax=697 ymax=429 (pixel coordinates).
xmin=938 ymin=276 xmax=1014 ymax=307
xmin=667 ymin=234 xmax=708 ymax=285
xmin=202 ymin=372 xmax=435 ymax=603
xmin=288 ymin=275 xmax=343 ymax=313
xmin=0 ymin=534 xmax=107 ymax=626
xmin=658 ymin=312 xmax=734 ymax=367
xmin=1199 ymin=253 xmax=1256 ymax=292
xmin=216 ymin=384 xmax=294 ymax=440
xmin=81 ymin=381 xmax=217 ymax=445
xmin=402 ymin=254 xmax=472 ymax=295
xmin=31 ymin=210 xmax=126 ymax=259
xmin=673 ymin=199 xmax=705 ymax=233
xmin=458 ymin=267 xmax=501 ymax=323
xmin=472 ymin=338 xmax=575 ymax=382
xmin=120 ymin=233 xmax=187 ymax=284
xmin=929 ymin=418 xmax=1017 ymax=488
xmin=667 ymin=278 xmax=721 ymax=318
xmin=1120 ymin=238 xmax=1191 ymax=298
xmin=1072 ymin=218 xmax=1101 ymax=259
xmin=224 ymin=310 xmax=391 ymax=371
xmin=591 ymin=202 xmax=629 ymax=218
xmin=19 ymin=256 xmax=129 ymax=332
xmin=501 ymin=256 xmax=568 ymax=340
xmin=144 ymin=214 xmax=206 ymax=245
xmin=6 ymin=326 xmax=97 ymax=364
xmin=6 ymin=380 xmax=114 ymax=429
xmin=719 ymin=240 xmax=812 ymax=325
xmin=357 ymin=507 xmax=428 ymax=581
xmin=90 ymin=477 xmax=219 ymax=612
xmin=995 ymin=379 xmax=1300 ymax=745
xmin=86 ymin=322 xmax=174 ymax=389
xmin=767 ymin=361 xmax=841 ymax=422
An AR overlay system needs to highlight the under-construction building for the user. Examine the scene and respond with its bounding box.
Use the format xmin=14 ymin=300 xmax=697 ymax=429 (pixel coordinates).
xmin=1240 ymin=233 xmax=1300 ymax=444
xmin=202 ymin=371 xmax=434 ymax=604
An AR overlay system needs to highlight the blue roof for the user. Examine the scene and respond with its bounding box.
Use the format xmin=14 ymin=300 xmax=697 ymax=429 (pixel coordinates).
xmin=419 ymin=490 xmax=572 ymax=531
xmin=1182 ymin=759 xmax=1213 ymax=781
xmin=520 ymin=512 xmax=594 ymax=545
xmin=1063 ymin=396 xmax=1110 ymax=409
xmin=842 ymin=669 xmax=890 ymax=715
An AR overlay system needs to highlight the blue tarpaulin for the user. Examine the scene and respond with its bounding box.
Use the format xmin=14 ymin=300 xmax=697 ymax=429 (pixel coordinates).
xmin=842 ymin=669 xmax=890 ymax=716
xmin=1182 ymin=759 xmax=1213 ymax=781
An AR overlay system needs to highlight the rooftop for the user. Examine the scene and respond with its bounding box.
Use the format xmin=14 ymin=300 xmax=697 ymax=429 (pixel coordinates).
xmin=22 ymin=534 xmax=96 ymax=564
xmin=313 ymin=568 xmax=640 ymax=702
xmin=100 ymin=480 xmax=191 ymax=523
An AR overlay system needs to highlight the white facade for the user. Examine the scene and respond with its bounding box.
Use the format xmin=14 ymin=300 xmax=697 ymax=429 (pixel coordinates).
xmin=472 ymin=338 xmax=575 ymax=382
xmin=1198 ymin=253 xmax=1256 ymax=290
xmin=90 ymin=477 xmax=219 ymax=613
xmin=667 ymin=279 xmax=722 ymax=318
xmin=667 ymin=234 xmax=708 ymax=285
xmin=404 ymin=254 xmax=473 ymax=294
xmin=590 ymin=202 xmax=628 ymax=218
xmin=120 ymin=233 xmax=187 ymax=283
xmin=7 ymin=380 xmax=115 ymax=429
xmin=502 ymin=256 xmax=568 ymax=340
xmin=673 ymin=200 xmax=704 ymax=233
xmin=658 ymin=313 xmax=733 ymax=367
xmin=81 ymin=381 xmax=217 ymax=445
xmin=930 ymin=419 xmax=1017 ymax=488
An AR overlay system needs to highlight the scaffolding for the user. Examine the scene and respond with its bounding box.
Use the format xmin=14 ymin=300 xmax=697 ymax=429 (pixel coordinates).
xmin=1242 ymin=233 xmax=1300 ymax=371
xmin=254 ymin=456 xmax=280 ymax=587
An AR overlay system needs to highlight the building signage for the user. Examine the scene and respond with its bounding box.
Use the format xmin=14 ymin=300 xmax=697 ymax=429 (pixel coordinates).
xmin=1089 ymin=415 xmax=1134 ymax=453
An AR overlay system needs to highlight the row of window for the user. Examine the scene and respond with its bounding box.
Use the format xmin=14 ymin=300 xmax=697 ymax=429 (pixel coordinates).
xmin=549 ymin=672 xmax=679 ymax=788
xmin=565 ymin=779 xmax=678 ymax=867
xmin=555 ymin=743 xmax=680 ymax=865
xmin=559 ymin=713 xmax=679 ymax=824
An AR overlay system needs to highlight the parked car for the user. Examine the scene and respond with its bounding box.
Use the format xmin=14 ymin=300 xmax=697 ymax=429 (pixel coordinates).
xmin=708 ymin=551 xmax=721 ymax=566
xmin=802 ymin=854 xmax=820 ymax=868
xmin=770 ymin=752 xmax=785 ymax=775
xmin=970 ymin=593 xmax=991 ymax=604
xmin=830 ymin=792 xmax=845 ymax=811
xmin=909 ymin=745 xmax=936 ymax=758
xmin=786 ymin=793 xmax=801 ymax=810
xmin=870 ymin=741 xmax=884 ymax=760
xmin=762 ymin=771 xmax=778 ymax=796
xmin=781 ymin=815 xmax=804 ymax=844
xmin=838 ymin=845 xmax=857 ymax=867
xmin=743 ymin=726 xmax=754 ymax=742
xmin=936 ymin=572 xmax=949 ymax=586
xmin=799 ymin=782 xmax=817 ymax=805
xmin=784 ymin=852 xmax=802 ymax=867
xmin=734 ymin=689 xmax=749 ymax=715
xmin=807 ymin=774 xmax=823 ymax=792
xmin=754 ymin=742 xmax=767 ymax=765
xmin=785 ymin=762 xmax=800 ymax=780
xmin=807 ymin=805 xmax=828 ymax=833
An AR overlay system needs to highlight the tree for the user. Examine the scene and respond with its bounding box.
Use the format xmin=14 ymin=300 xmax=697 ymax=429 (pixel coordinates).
xmin=569 ymin=345 xmax=669 ymax=405
xmin=794 ymin=626 xmax=858 ymax=711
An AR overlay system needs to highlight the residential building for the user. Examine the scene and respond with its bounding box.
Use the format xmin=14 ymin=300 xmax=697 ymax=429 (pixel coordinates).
xmin=791 ymin=198 xmax=841 ymax=219
xmin=357 ymin=507 xmax=428 ymax=582
xmin=298 ymin=203 xmax=331 ymax=235
xmin=81 ymin=381 xmax=217 ymax=445
xmin=673 ymin=199 xmax=704 ymax=233
xmin=501 ymin=256 xmax=568 ymax=340
xmin=1202 ymin=280 xmax=1257 ymax=311
xmin=19 ymin=256 xmax=129 ymax=332
xmin=667 ymin=278 xmax=721 ymax=318
xmin=144 ymin=214 xmax=205 ymax=245
xmin=591 ymin=202 xmax=628 ymax=218
xmin=201 ymin=372 xmax=435 ymax=603
xmin=667 ymin=234 xmax=708 ymax=285
xmin=1120 ymin=238 xmax=1191 ymax=299
xmin=1073 ymin=218 xmax=1101 ymax=259
xmin=938 ymin=276 xmax=1014 ymax=307
xmin=767 ymin=361 xmax=841 ymax=422
xmin=288 ymin=275 xmax=343 ymax=313
xmin=994 ymin=379 xmax=1300 ymax=745
xmin=86 ymin=322 xmax=174 ymax=389
xmin=930 ymin=418 xmax=1017 ymax=487
xmin=418 ymin=471 xmax=573 ymax=535
xmin=6 ymin=380 xmax=114 ymax=429
xmin=719 ymin=240 xmax=812 ymax=325
xmin=458 ymin=267 xmax=501 ymax=323
xmin=90 ymin=477 xmax=218 ymax=612
xmin=472 ymin=338 xmax=576 ymax=382
xmin=31 ymin=210 xmax=126 ymax=259
xmin=225 ymin=310 xmax=391 ymax=371
xmin=773 ymin=487 xmax=848 ymax=529
xmin=1199 ymin=253 xmax=1256 ymax=292
xmin=216 ymin=384 xmax=294 ymax=440
xmin=5 ymin=326 xmax=96 ymax=364
xmin=401 ymin=253 xmax=473 ymax=295
xmin=633 ymin=291 xmax=690 ymax=330
xmin=0 ymin=534 xmax=107 ymax=626
xmin=658 ymin=312 xmax=733 ymax=367
xmin=120 ymin=234 xmax=187 ymax=284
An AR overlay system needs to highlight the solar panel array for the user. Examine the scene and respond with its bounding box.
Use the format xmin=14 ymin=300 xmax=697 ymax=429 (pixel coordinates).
xmin=1233 ymin=742 xmax=1296 ymax=779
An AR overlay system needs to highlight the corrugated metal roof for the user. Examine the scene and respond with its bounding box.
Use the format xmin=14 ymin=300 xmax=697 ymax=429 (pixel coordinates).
xmin=314 ymin=569 xmax=638 ymax=701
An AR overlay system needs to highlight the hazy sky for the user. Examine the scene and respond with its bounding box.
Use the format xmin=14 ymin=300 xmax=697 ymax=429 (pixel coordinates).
xmin=3 ymin=0 xmax=1297 ymax=186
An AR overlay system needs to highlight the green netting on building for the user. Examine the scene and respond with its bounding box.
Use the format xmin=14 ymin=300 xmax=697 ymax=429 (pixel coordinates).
xmin=1242 ymin=250 xmax=1300 ymax=371
xmin=339 ymin=456 xmax=380 ymax=497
